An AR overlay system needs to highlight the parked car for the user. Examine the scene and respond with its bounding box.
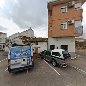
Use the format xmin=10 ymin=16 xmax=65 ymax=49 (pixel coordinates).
xmin=40 ymin=49 xmax=71 ymax=67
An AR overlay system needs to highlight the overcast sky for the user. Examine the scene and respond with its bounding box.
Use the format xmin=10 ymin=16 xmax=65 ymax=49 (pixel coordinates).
xmin=0 ymin=0 xmax=86 ymax=38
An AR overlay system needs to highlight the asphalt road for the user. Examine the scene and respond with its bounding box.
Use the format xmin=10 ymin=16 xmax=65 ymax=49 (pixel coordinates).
xmin=0 ymin=51 xmax=86 ymax=86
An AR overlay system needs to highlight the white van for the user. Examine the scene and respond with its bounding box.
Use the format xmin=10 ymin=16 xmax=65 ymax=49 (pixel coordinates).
xmin=51 ymin=49 xmax=71 ymax=67
xmin=8 ymin=45 xmax=34 ymax=73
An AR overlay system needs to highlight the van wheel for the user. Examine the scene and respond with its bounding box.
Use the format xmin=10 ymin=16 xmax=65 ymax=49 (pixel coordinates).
xmin=8 ymin=66 xmax=11 ymax=73
xmin=52 ymin=60 xmax=57 ymax=67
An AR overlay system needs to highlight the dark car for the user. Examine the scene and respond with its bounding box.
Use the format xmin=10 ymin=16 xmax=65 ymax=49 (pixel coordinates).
xmin=39 ymin=49 xmax=71 ymax=67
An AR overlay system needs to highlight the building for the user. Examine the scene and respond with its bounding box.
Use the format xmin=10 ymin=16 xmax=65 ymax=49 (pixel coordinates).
xmin=30 ymin=38 xmax=48 ymax=54
xmin=9 ymin=28 xmax=34 ymax=40
xmin=48 ymin=0 xmax=84 ymax=57
xmin=0 ymin=32 xmax=7 ymax=50
xmin=8 ymin=28 xmax=34 ymax=45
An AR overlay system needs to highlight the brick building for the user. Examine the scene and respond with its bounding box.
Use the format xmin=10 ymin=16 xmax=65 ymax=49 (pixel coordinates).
xmin=48 ymin=0 xmax=85 ymax=57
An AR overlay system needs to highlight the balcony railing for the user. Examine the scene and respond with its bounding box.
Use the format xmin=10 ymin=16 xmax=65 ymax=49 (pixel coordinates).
xmin=75 ymin=26 xmax=83 ymax=36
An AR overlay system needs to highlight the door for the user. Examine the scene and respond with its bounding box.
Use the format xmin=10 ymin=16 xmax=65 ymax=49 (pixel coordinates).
xmin=61 ymin=45 xmax=68 ymax=51
xmin=50 ymin=45 xmax=55 ymax=50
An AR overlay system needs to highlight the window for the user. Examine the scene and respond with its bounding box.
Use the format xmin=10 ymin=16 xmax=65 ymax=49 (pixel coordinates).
xmin=61 ymin=6 xmax=68 ymax=13
xmin=52 ymin=52 xmax=61 ymax=56
xmin=61 ymin=45 xmax=68 ymax=51
xmin=61 ymin=22 xmax=68 ymax=29
xmin=50 ymin=45 xmax=55 ymax=50
xmin=75 ymin=3 xmax=82 ymax=10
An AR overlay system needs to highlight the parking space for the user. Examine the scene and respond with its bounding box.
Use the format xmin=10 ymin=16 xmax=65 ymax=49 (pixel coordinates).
xmin=0 ymin=51 xmax=86 ymax=86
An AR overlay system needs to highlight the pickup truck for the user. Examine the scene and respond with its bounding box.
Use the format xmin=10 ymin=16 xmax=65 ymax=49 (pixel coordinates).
xmin=8 ymin=45 xmax=34 ymax=73
xmin=40 ymin=49 xmax=71 ymax=67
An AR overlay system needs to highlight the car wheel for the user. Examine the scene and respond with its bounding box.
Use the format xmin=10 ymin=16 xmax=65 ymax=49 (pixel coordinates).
xmin=52 ymin=60 xmax=57 ymax=67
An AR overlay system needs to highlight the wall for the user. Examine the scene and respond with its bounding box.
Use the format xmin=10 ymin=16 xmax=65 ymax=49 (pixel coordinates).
xmin=31 ymin=42 xmax=47 ymax=53
xmin=48 ymin=0 xmax=83 ymax=37
xmin=11 ymin=37 xmax=24 ymax=45
xmin=38 ymin=42 xmax=47 ymax=53
xmin=20 ymin=29 xmax=34 ymax=38
xmin=9 ymin=33 xmax=20 ymax=40
xmin=48 ymin=37 xmax=75 ymax=57
xmin=9 ymin=29 xmax=34 ymax=40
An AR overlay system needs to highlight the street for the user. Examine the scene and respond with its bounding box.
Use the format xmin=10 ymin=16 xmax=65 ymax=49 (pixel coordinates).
xmin=0 ymin=51 xmax=86 ymax=86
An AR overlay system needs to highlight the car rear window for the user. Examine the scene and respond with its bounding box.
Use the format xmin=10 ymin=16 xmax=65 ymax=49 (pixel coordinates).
xmin=52 ymin=52 xmax=60 ymax=56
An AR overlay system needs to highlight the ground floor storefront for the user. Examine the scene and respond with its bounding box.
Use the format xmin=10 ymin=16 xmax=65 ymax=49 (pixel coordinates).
xmin=48 ymin=37 xmax=75 ymax=58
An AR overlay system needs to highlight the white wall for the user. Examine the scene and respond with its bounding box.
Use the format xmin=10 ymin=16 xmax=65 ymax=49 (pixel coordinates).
xmin=9 ymin=32 xmax=20 ymax=40
xmin=31 ymin=42 xmax=47 ymax=53
xmin=9 ymin=29 xmax=34 ymax=40
xmin=48 ymin=37 xmax=75 ymax=53
xmin=20 ymin=29 xmax=34 ymax=38
xmin=38 ymin=42 xmax=47 ymax=53
xmin=11 ymin=37 xmax=24 ymax=45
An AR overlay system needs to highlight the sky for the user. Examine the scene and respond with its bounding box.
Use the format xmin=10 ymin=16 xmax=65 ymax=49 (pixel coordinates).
xmin=0 ymin=0 xmax=86 ymax=38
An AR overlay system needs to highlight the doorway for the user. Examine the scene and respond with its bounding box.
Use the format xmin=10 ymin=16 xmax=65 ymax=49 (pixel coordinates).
xmin=61 ymin=45 xmax=68 ymax=51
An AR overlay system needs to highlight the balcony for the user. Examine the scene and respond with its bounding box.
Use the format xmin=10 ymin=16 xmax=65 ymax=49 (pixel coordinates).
xmin=75 ymin=26 xmax=83 ymax=36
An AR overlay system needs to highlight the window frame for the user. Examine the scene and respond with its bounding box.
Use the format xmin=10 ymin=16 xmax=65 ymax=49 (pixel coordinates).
xmin=61 ymin=6 xmax=68 ymax=13
xmin=61 ymin=22 xmax=68 ymax=30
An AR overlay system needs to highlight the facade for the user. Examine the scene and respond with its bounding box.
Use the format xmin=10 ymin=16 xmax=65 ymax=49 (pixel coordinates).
xmin=48 ymin=0 xmax=84 ymax=57
xmin=20 ymin=29 xmax=34 ymax=38
xmin=30 ymin=38 xmax=48 ymax=53
xmin=8 ymin=28 xmax=34 ymax=45
xmin=0 ymin=32 xmax=7 ymax=50
xmin=9 ymin=28 xmax=34 ymax=40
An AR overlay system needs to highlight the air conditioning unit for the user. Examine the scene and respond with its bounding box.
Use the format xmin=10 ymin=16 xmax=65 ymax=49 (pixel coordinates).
xmin=68 ymin=1 xmax=75 ymax=8
xmin=68 ymin=20 xmax=75 ymax=25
